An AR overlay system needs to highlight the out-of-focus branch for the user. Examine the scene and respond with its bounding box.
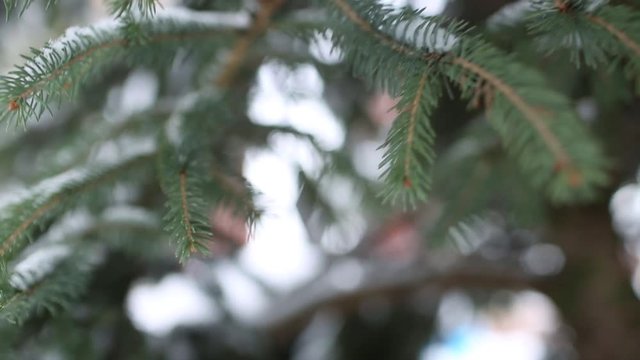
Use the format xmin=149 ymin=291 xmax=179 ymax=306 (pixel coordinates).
xmin=260 ymin=262 xmax=535 ymax=339
xmin=215 ymin=0 xmax=285 ymax=87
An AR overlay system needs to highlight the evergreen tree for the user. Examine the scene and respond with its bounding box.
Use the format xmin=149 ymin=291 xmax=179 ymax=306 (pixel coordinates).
xmin=0 ymin=0 xmax=639 ymax=358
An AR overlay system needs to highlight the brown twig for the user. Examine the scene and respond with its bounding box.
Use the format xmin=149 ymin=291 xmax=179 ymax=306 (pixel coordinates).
xmin=178 ymin=169 xmax=198 ymax=254
xmin=587 ymin=14 xmax=640 ymax=59
xmin=263 ymin=263 xmax=534 ymax=337
xmin=554 ymin=0 xmax=570 ymax=12
xmin=215 ymin=0 xmax=285 ymax=88
xmin=402 ymin=72 xmax=429 ymax=188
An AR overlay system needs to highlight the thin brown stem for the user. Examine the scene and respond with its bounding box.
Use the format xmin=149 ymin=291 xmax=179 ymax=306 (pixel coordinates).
xmin=587 ymin=14 xmax=640 ymax=59
xmin=403 ymin=72 xmax=429 ymax=184
xmin=554 ymin=0 xmax=569 ymax=12
xmin=178 ymin=170 xmax=196 ymax=253
xmin=215 ymin=0 xmax=285 ymax=87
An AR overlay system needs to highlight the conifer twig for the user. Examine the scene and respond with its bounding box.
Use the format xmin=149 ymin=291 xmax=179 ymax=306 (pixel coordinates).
xmin=1 ymin=11 xmax=248 ymax=124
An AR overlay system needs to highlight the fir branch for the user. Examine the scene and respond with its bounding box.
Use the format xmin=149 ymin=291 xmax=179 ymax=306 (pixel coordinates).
xmin=325 ymin=0 xmax=608 ymax=203
xmin=0 ymin=8 xmax=248 ymax=126
xmin=0 ymin=150 xmax=155 ymax=272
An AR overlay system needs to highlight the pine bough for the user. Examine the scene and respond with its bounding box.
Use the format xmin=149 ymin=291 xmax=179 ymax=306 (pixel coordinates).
xmin=1 ymin=0 xmax=638 ymax=325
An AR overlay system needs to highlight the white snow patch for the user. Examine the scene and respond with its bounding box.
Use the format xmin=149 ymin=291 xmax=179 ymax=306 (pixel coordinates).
xmin=248 ymin=62 xmax=345 ymax=151
xmin=155 ymin=6 xmax=249 ymax=29
xmin=39 ymin=211 xmax=95 ymax=243
xmin=270 ymin=133 xmax=325 ymax=178
xmin=215 ymin=261 xmax=270 ymax=323
xmin=309 ymin=31 xmax=343 ymax=65
xmin=92 ymin=135 xmax=156 ymax=163
xmin=611 ymin=181 xmax=640 ymax=243
xmin=102 ymin=206 xmax=158 ymax=227
xmin=0 ymin=140 xmax=155 ymax=219
xmin=10 ymin=244 xmax=71 ymax=291
xmin=411 ymin=0 xmax=448 ymax=15
xmin=127 ymin=273 xmax=221 ymax=336
xmin=26 ymin=18 xmax=119 ymax=77
xmin=118 ymin=70 xmax=159 ymax=116
xmin=379 ymin=0 xmax=448 ymax=16
xmin=423 ymin=291 xmax=557 ymax=360
xmin=240 ymin=149 xmax=324 ymax=291
xmin=487 ymin=0 xmax=532 ymax=30
xmin=327 ymin=258 xmax=365 ymax=291
xmin=23 ymin=7 xmax=248 ymax=77
xmin=395 ymin=20 xmax=458 ymax=52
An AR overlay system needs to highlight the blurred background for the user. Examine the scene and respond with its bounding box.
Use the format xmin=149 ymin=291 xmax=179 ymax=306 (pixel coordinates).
xmin=1 ymin=0 xmax=640 ymax=359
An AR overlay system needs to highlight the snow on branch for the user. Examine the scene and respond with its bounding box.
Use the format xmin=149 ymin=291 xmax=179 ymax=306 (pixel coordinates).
xmin=0 ymin=7 xmax=249 ymax=127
